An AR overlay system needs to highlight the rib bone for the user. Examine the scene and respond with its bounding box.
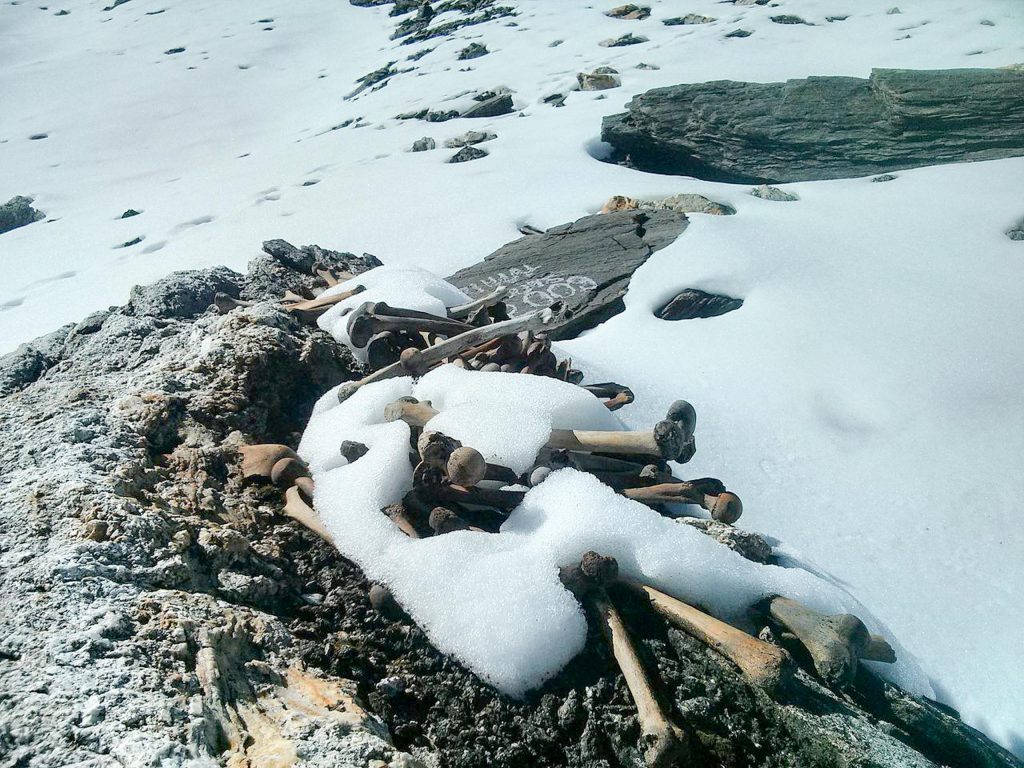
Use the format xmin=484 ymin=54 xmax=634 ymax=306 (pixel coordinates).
xmin=447 ymin=287 xmax=510 ymax=319
xmin=282 ymin=285 xmax=366 ymax=321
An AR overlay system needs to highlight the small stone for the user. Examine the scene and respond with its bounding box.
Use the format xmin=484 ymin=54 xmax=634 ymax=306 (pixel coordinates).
xmin=751 ymin=184 xmax=799 ymax=202
xmin=980 ymin=19 xmax=995 ymax=26
xmin=635 ymin=62 xmax=659 ymax=70
xmin=120 ymin=208 xmax=141 ymax=218
xmin=771 ymin=14 xmax=812 ymax=25
xmin=826 ymin=15 xmax=849 ymax=22
xmin=887 ymin=6 xmax=901 ymax=14
xmin=577 ymin=70 xmax=621 ymax=91
xmin=663 ymin=14 xmax=715 ymax=25
xmin=442 ymin=130 xmax=495 ymax=148
xmin=457 ymin=42 xmax=488 ymax=60
xmin=164 ymin=47 xmax=185 ymax=54
xmin=606 ymin=4 xmax=650 ymax=20
xmin=1006 ymin=218 xmax=1024 ymax=241
xmin=84 ymin=520 xmax=109 ymax=542
xmin=599 ymin=32 xmax=649 ymax=47
xmin=725 ymin=28 xmax=753 ymax=38
xmin=411 ymin=136 xmax=436 ymax=152
xmin=871 ymin=174 xmax=897 ymax=182
xmin=543 ymin=93 xmax=566 ymax=107
xmin=655 ymin=288 xmax=744 ymax=320
xmin=461 ymin=93 xmax=513 ymax=118
xmin=448 ymin=146 xmax=488 ymax=163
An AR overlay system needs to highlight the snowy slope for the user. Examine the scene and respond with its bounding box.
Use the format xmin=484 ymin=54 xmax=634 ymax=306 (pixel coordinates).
xmin=2 ymin=0 xmax=1023 ymax=753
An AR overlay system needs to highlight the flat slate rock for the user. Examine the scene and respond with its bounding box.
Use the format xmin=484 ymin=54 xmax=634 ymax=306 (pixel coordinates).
xmin=601 ymin=67 xmax=1024 ymax=183
xmin=447 ymin=210 xmax=687 ymax=339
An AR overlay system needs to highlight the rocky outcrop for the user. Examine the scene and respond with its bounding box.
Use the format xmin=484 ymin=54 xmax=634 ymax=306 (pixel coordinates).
xmin=0 ymin=196 xmax=45 ymax=235
xmin=447 ymin=210 xmax=688 ymax=338
xmin=601 ymin=67 xmax=1024 ymax=182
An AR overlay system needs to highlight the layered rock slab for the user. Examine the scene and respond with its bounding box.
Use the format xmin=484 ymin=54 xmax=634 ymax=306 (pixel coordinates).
xmin=601 ymin=67 xmax=1024 ymax=183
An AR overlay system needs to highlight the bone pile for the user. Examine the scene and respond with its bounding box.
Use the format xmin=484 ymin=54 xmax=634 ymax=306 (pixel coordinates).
xmin=239 ymin=262 xmax=912 ymax=768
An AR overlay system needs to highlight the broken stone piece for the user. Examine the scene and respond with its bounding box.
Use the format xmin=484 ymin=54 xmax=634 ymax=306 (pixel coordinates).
xmin=448 ymin=146 xmax=488 ymax=163
xmin=411 ymin=136 xmax=436 ymax=152
xmin=655 ymin=289 xmax=743 ymax=321
xmin=578 ymin=69 xmax=621 ymax=91
xmin=0 ymin=195 xmax=45 ymax=235
xmin=599 ymin=32 xmax=649 ymax=47
xmin=751 ymin=185 xmax=799 ymax=202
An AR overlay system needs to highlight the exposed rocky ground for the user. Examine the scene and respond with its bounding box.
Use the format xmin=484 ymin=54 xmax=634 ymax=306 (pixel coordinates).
xmin=601 ymin=67 xmax=1024 ymax=182
xmin=0 ymin=197 xmax=45 ymax=236
xmin=2 ymin=238 xmax=1021 ymax=767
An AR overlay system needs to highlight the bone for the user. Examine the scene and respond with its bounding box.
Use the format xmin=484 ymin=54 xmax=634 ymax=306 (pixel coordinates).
xmin=329 ymin=308 xmax=562 ymax=395
xmin=447 ymin=287 xmax=510 ymax=320
xmin=623 ymin=483 xmax=743 ymax=524
xmin=313 ymin=264 xmax=353 ymax=286
xmin=432 ymin=483 xmax=525 ymax=513
xmin=767 ymin=596 xmax=895 ymax=688
xmin=665 ymin=400 xmax=697 ymax=439
xmin=213 ymin=292 xmax=255 ymax=314
xmin=624 ymin=579 xmax=791 ymax=693
xmin=283 ymin=486 xmax=333 ymax=543
xmin=282 ymin=284 xmax=366 ymax=321
xmin=446 ymin=446 xmax=487 ymax=487
xmin=417 ymin=430 xmax=461 ymax=469
xmin=270 ymin=457 xmax=310 ymax=488
xmin=428 ymin=506 xmax=488 ymax=535
xmin=382 ymin=502 xmax=423 ymax=539
xmin=239 ymin=444 xmax=300 ymax=479
xmin=582 ymin=382 xmax=635 ymax=411
xmin=387 ymin=401 xmax=689 ymax=462
xmin=346 ymin=303 xmax=473 ymax=349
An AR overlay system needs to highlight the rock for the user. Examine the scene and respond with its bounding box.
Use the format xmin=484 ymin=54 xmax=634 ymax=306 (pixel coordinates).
xmin=461 ymin=92 xmax=514 ymax=118
xmin=442 ymin=130 xmax=496 ymax=148
xmin=601 ymin=193 xmax=735 ymax=215
xmin=1007 ymin=218 xmax=1024 ymax=241
xmin=164 ymin=46 xmax=185 ymax=54
xmin=0 ymin=196 xmax=45 ymax=235
xmin=120 ymin=208 xmax=141 ymax=218
xmin=259 ymin=239 xmax=379 ymax=278
xmin=457 ymin=42 xmax=488 ymax=59
xmin=655 ymin=288 xmax=744 ymax=320
xmin=606 ymin=4 xmax=650 ymax=20
xmin=601 ymin=67 xmax=1024 ymax=182
xmin=543 ymin=92 xmax=567 ymax=107
xmin=578 ymin=69 xmax=621 ymax=91
xmin=872 ymin=174 xmax=897 ymax=182
xmin=411 ymin=136 xmax=436 ymax=151
xmin=447 ymin=210 xmax=688 ymax=338
xmin=599 ymin=32 xmax=648 ymax=47
xmin=680 ymin=518 xmax=771 ymax=562
xmin=724 ymin=28 xmax=753 ymax=37
xmin=448 ymin=146 xmax=488 ymax=163
xmin=663 ymin=14 xmax=715 ymax=25
xmin=771 ymin=14 xmax=812 ymax=24
xmin=751 ymin=185 xmax=799 ymax=201
xmin=827 ymin=14 xmax=849 ymax=21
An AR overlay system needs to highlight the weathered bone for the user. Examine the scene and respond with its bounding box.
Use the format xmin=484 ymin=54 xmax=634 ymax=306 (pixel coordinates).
xmin=282 ymin=284 xmax=366 ymax=321
xmin=433 ymin=483 xmax=525 ymax=513
xmin=665 ymin=400 xmax=697 ymax=439
xmin=333 ymin=308 xmax=561 ymax=397
xmin=417 ymin=431 xmax=461 ymax=469
xmin=560 ymin=554 xmax=689 ymax=768
xmin=447 ymin=446 xmax=487 ymax=487
xmin=240 ymin=444 xmax=300 ymax=479
xmin=382 ymin=502 xmax=423 ymax=539
xmin=623 ymin=483 xmax=743 ymax=524
xmin=447 ymin=287 xmax=510 ymax=319
xmin=270 ymin=457 xmax=310 ymax=488
xmin=213 ymin=292 xmax=255 ymax=314
xmin=623 ymin=579 xmax=791 ymax=693
xmin=582 ymin=382 xmax=635 ymax=411
xmin=428 ymin=506 xmax=487 ymax=535
xmin=283 ymin=486 xmax=333 ymax=543
xmin=347 ymin=302 xmax=473 ymax=348
xmin=767 ymin=596 xmax=895 ymax=688
xmin=313 ymin=264 xmax=353 ymax=286
xmin=387 ymin=401 xmax=688 ymax=462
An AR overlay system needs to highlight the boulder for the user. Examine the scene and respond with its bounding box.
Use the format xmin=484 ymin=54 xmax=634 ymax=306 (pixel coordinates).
xmin=447 ymin=210 xmax=687 ymax=338
xmin=601 ymin=67 xmax=1024 ymax=183
xmin=0 ymin=196 xmax=45 ymax=235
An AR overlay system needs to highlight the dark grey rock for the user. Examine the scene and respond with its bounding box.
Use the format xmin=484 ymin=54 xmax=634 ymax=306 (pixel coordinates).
xmin=0 ymin=323 xmax=72 ymax=397
xmin=872 ymin=174 xmax=898 ymax=182
xmin=771 ymin=14 xmax=812 ymax=24
xmin=724 ymin=28 xmax=753 ymax=37
xmin=448 ymin=146 xmax=488 ymax=163
xmin=663 ymin=14 xmax=715 ymax=25
xmin=447 ymin=210 xmax=688 ymax=338
xmin=461 ymin=92 xmax=514 ymax=118
xmin=827 ymin=14 xmax=849 ymax=21
xmin=1007 ymin=218 xmax=1024 ymax=241
xmin=0 ymin=196 xmax=45 ymax=235
xmin=601 ymin=67 xmax=1024 ymax=183
xmin=164 ymin=46 xmax=185 ymax=54
xmin=656 ymin=288 xmax=743 ymax=320
xmin=120 ymin=208 xmax=141 ymax=218
xmin=599 ymin=32 xmax=648 ymax=47
xmin=457 ymin=42 xmax=488 ymax=59
xmin=124 ymin=267 xmax=243 ymax=319
xmin=411 ymin=136 xmax=437 ymax=151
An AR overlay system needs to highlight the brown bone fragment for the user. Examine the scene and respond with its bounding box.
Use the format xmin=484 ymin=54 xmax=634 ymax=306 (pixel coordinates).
xmin=283 ymin=486 xmax=333 ymax=543
xmin=282 ymin=284 xmax=366 ymax=321
xmin=623 ymin=482 xmax=743 ymax=524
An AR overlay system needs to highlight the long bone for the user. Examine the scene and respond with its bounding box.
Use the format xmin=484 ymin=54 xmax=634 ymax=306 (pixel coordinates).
xmin=282 ymin=284 xmax=367 ymax=321
xmin=623 ymin=482 xmax=743 ymax=524
xmin=385 ymin=399 xmax=689 ymax=462
xmin=767 ymin=596 xmax=896 ymax=688
xmin=283 ymin=486 xmax=333 ymax=543
xmin=560 ymin=553 xmax=690 ymax=768
xmin=336 ymin=307 xmax=562 ymax=402
xmin=621 ymin=579 xmax=792 ymax=693
xmin=346 ymin=303 xmax=473 ymax=348
xmin=447 ymin=287 xmax=510 ymax=320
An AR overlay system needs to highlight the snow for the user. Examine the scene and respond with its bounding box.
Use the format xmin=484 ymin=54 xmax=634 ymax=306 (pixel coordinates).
xmin=299 ymin=362 xmax=930 ymax=697
xmin=2 ymin=0 xmax=1023 ymax=752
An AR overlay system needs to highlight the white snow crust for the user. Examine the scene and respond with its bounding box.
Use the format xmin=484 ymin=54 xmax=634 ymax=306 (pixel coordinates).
xmin=2 ymin=0 xmax=1022 ymax=751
